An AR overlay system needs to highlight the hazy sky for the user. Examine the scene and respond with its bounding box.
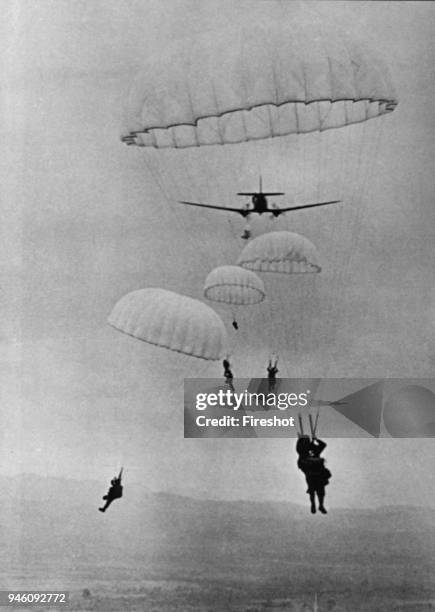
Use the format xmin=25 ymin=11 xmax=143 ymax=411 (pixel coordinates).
xmin=1 ymin=1 xmax=434 ymax=508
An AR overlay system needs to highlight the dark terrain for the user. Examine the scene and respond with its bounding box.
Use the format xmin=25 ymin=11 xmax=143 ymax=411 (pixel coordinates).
xmin=0 ymin=475 xmax=433 ymax=610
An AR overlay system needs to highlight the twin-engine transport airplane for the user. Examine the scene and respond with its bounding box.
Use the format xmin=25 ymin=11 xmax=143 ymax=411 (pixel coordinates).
xmin=179 ymin=177 xmax=340 ymax=219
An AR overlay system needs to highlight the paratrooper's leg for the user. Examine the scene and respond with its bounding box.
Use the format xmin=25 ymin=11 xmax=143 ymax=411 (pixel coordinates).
xmin=99 ymin=498 xmax=114 ymax=513
xmin=317 ymin=485 xmax=327 ymax=514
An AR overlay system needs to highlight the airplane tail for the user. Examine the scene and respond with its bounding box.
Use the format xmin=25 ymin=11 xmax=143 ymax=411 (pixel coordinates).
xmin=237 ymin=176 xmax=285 ymax=197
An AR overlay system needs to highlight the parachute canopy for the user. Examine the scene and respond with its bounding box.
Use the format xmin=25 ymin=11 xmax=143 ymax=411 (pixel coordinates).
xmin=122 ymin=20 xmax=398 ymax=148
xmin=237 ymin=231 xmax=321 ymax=274
xmin=108 ymin=288 xmax=227 ymax=360
xmin=204 ymin=265 xmax=265 ymax=305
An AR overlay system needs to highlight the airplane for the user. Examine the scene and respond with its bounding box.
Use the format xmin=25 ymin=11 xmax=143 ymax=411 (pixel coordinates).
xmin=179 ymin=177 xmax=340 ymax=218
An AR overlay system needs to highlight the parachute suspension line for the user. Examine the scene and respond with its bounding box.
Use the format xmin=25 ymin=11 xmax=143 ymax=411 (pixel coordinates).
xmin=293 ymin=136 xmax=308 ymax=362
xmin=275 ymin=272 xmax=291 ymax=371
xmin=318 ymin=127 xmax=339 ymax=370
xmin=297 ymin=413 xmax=304 ymax=436
xmin=274 ymin=138 xmax=294 ymax=365
xmin=172 ymin=150 xmax=216 ymax=266
xmin=143 ymin=152 xmax=191 ymax=252
xmin=308 ymin=411 xmax=320 ymax=438
xmin=297 ymin=276 xmax=307 ymax=360
xmin=281 ymin=357 xmax=292 ymax=379
xmin=226 ymin=215 xmax=242 ymax=250
xmin=306 ymin=274 xmax=320 ymax=370
xmin=316 ymin=128 xmax=349 ymax=373
xmin=316 ymin=129 xmax=323 ymax=204
xmin=257 ymin=282 xmax=273 ymax=378
xmin=338 ymin=121 xmax=376 ymax=295
xmin=325 ymin=119 xmax=385 ymax=374
xmin=331 ymin=122 xmax=357 ymax=330
xmin=334 ymin=125 xmax=353 ymax=305
xmin=227 ymin=145 xmax=247 ymax=250
xmin=295 ymin=134 xmax=303 ymax=218
xmin=337 ymin=120 xmax=386 ymax=362
xmin=252 ymin=138 xmax=262 ymax=208
xmin=260 ymin=274 xmax=280 ymax=365
xmin=302 ymin=130 xmax=307 ymax=209
xmin=203 ymin=148 xmax=233 ymax=265
xmin=253 ymin=140 xmax=279 ymax=376
xmin=199 ymin=145 xmax=229 ymax=271
xmin=225 ymin=147 xmax=258 ymax=373
xmin=321 ymin=123 xmax=366 ymax=368
xmin=314 ymin=411 xmax=319 ymax=437
xmin=198 ymin=147 xmax=239 ymax=270
xmin=308 ymin=413 xmax=315 ymax=438
xmin=302 ymin=273 xmax=319 ymax=369
xmin=301 ymin=129 xmax=327 ymax=362
xmin=327 ymin=121 xmax=368 ymax=334
xmin=302 ymin=274 xmax=316 ymax=371
xmin=315 ymin=127 xmax=347 ymax=366
xmin=142 ymin=154 xmax=181 ymax=266
xmin=107 ymin=403 xmax=126 ymax=479
xmin=179 ymin=151 xmax=227 ymax=267
xmin=292 ymin=276 xmax=303 ymax=358
xmin=350 ymin=121 xmax=385 ymax=263
xmin=276 ymin=271 xmax=302 ymax=376
xmin=230 ymin=141 xmax=269 ymax=374
xmin=300 ymin=131 xmax=316 ymax=365
xmin=290 ymin=124 xmax=338 ymax=374
xmin=347 ymin=121 xmax=371 ymax=239
xmin=265 ymin=137 xmax=292 ymax=370
xmin=231 ymin=227 xmax=245 ymax=261
xmin=147 ymin=152 xmax=187 ymax=233
xmin=276 ymin=273 xmax=292 ymax=370
xmin=349 ymin=120 xmax=371 ymax=219
xmin=271 ymin=137 xmax=281 ymax=233
xmin=282 ymin=136 xmax=292 ymax=232
xmin=282 ymin=135 xmax=292 ymax=233
xmin=297 ymin=410 xmax=319 ymax=438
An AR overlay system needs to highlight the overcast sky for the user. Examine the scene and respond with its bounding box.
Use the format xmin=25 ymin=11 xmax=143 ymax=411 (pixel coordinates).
xmin=1 ymin=1 xmax=434 ymax=509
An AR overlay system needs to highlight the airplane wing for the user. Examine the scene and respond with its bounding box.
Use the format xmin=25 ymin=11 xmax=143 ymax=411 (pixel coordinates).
xmin=179 ymin=201 xmax=247 ymax=215
xmin=273 ymin=200 xmax=341 ymax=213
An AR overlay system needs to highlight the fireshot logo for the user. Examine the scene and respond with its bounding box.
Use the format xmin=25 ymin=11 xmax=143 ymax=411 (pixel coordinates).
xmin=195 ymin=389 xmax=310 ymax=411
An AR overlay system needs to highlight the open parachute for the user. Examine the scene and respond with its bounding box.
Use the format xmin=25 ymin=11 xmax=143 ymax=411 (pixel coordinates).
xmin=122 ymin=20 xmax=397 ymax=147
xmin=204 ymin=265 xmax=265 ymax=335
xmin=108 ymin=288 xmax=227 ymax=360
xmin=237 ymin=231 xmax=321 ymax=274
xmin=204 ymin=266 xmax=265 ymax=305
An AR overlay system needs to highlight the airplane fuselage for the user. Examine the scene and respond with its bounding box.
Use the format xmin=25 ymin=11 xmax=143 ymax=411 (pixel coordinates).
xmin=251 ymin=193 xmax=268 ymax=214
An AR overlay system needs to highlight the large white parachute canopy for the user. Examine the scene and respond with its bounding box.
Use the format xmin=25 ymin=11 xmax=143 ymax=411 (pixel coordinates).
xmin=108 ymin=288 xmax=227 ymax=360
xmin=237 ymin=231 xmax=321 ymax=274
xmin=122 ymin=21 xmax=397 ymax=147
xmin=204 ymin=266 xmax=265 ymax=305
